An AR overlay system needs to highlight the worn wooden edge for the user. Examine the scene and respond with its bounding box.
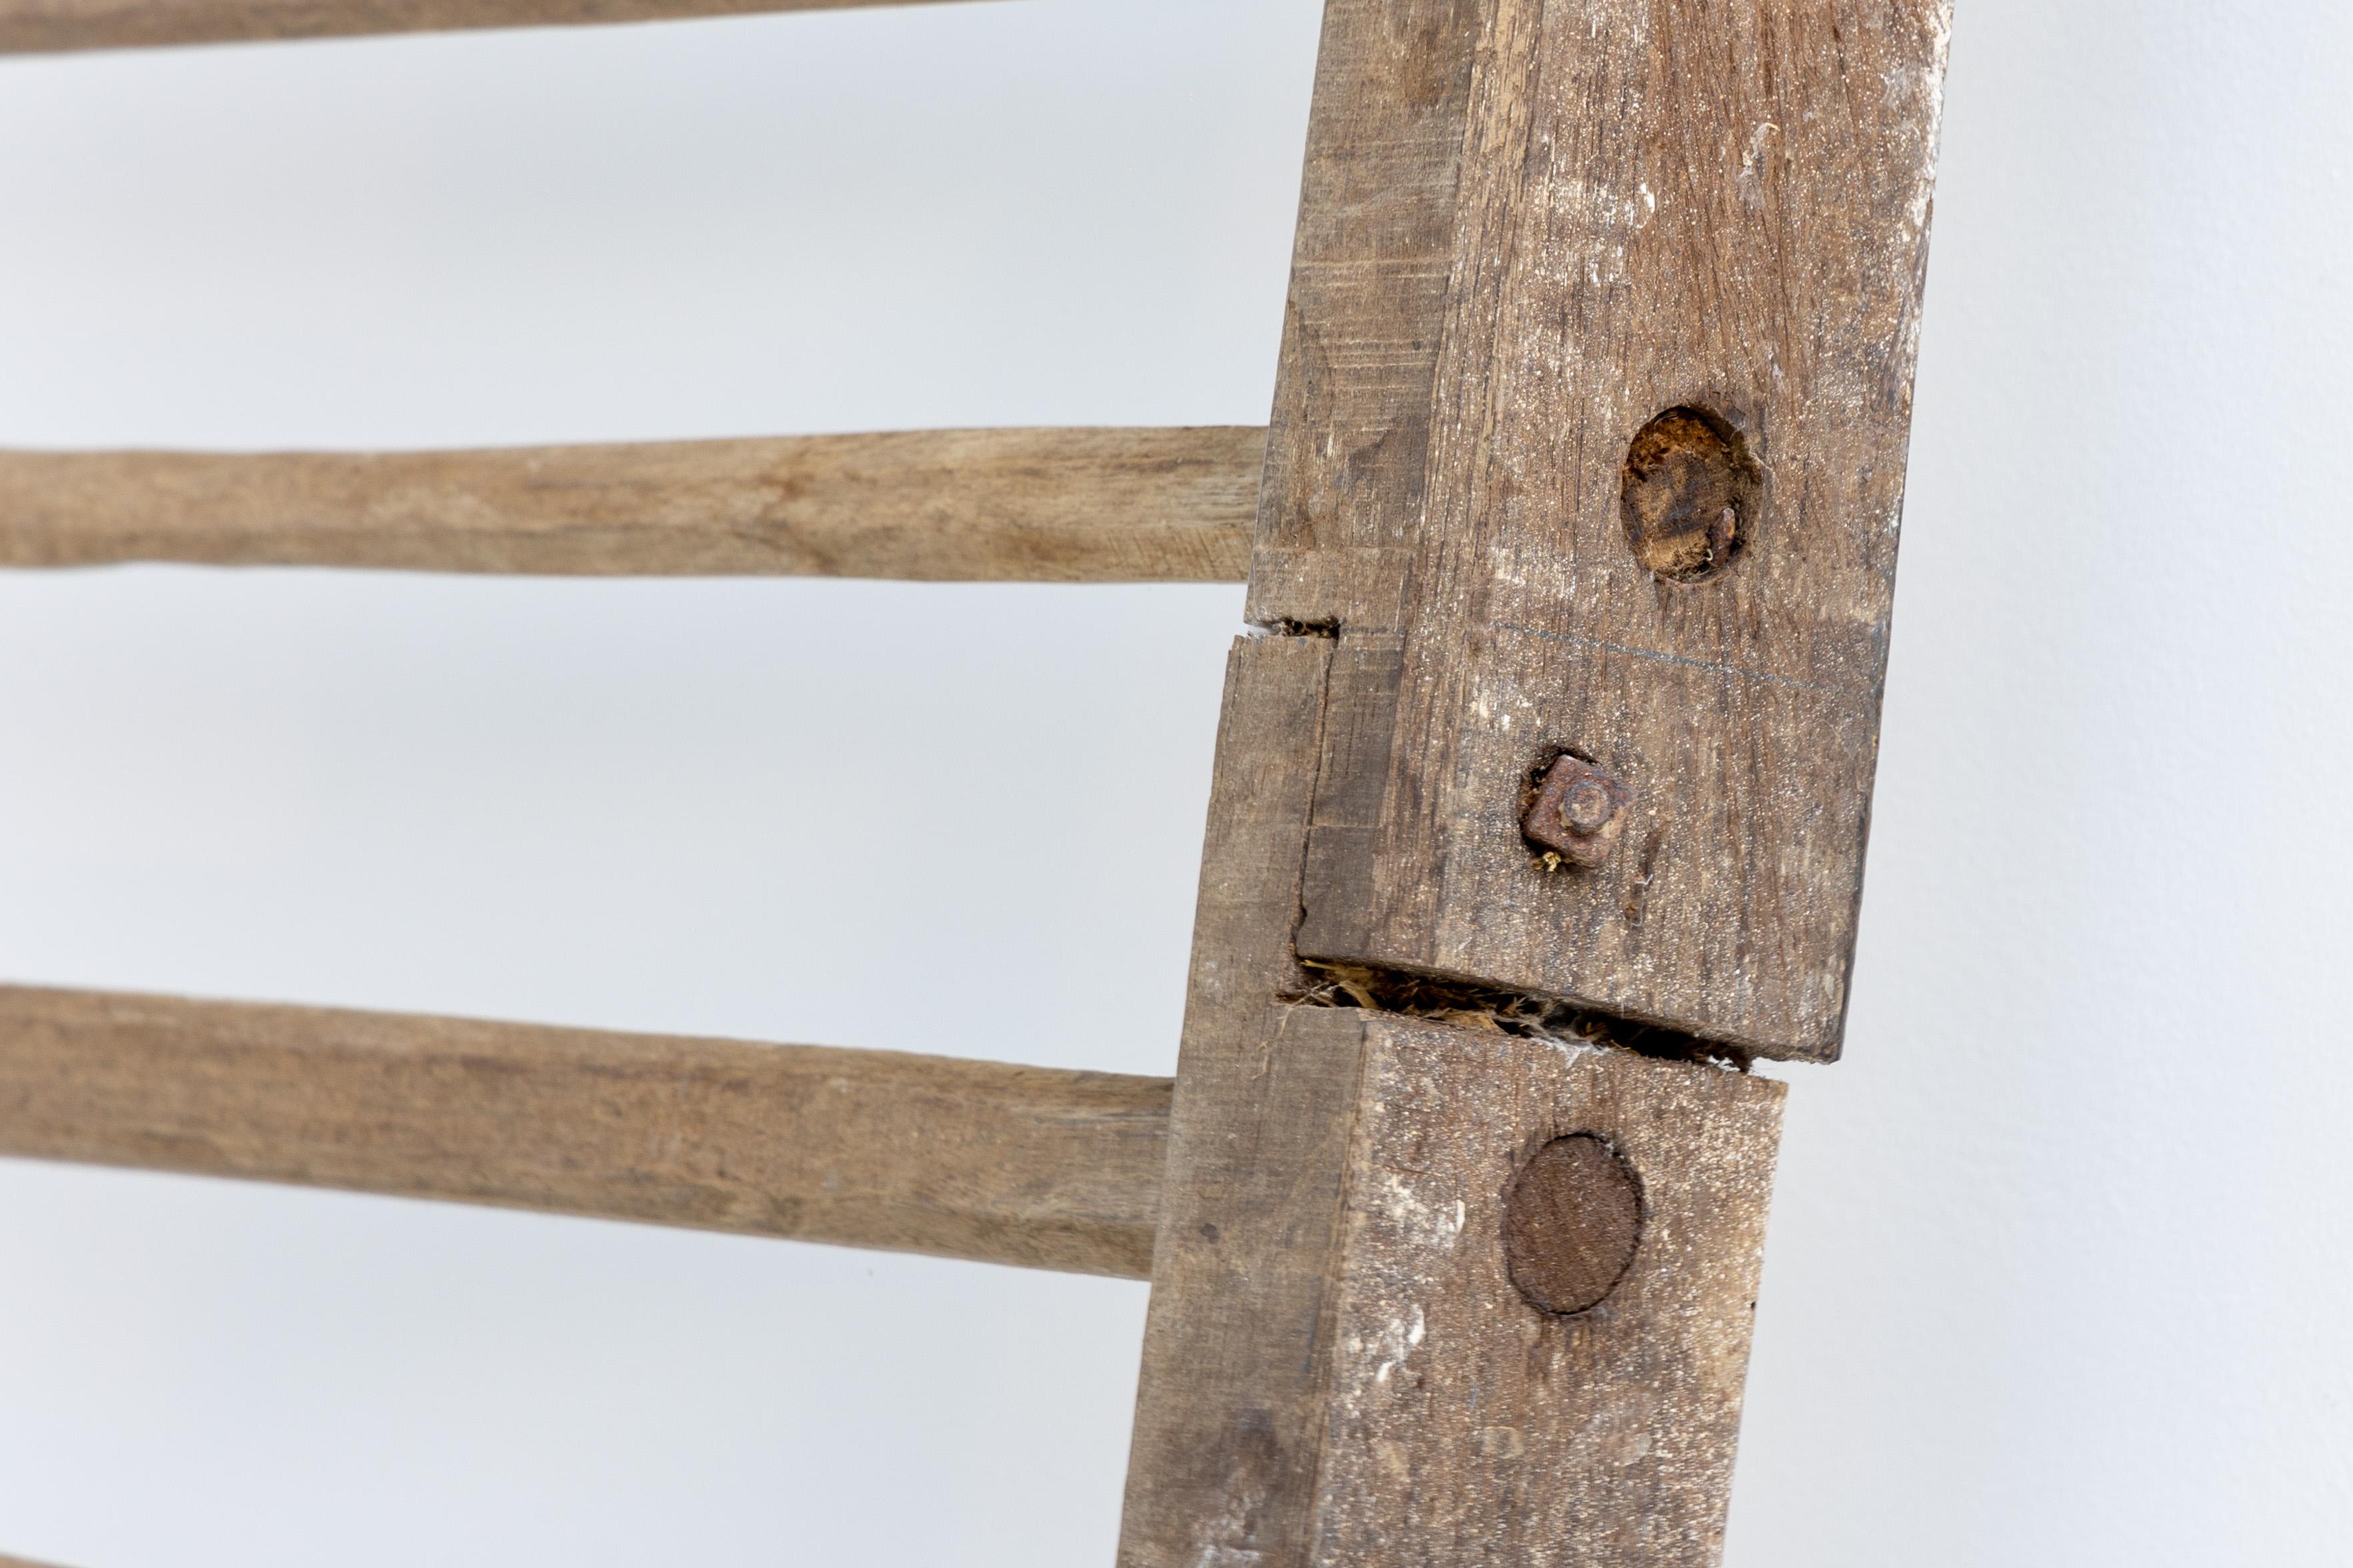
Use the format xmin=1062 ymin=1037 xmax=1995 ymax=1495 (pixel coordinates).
xmin=1120 ymin=631 xmax=1356 ymax=1567
xmin=0 ymin=983 xmax=1171 ymax=1278
xmin=0 ymin=0 xmax=980 ymax=56
xmin=0 ymin=426 xmax=1262 ymax=583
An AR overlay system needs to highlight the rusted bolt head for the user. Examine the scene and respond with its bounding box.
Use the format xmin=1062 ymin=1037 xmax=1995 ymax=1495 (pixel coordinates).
xmin=1504 ymin=1134 xmax=1643 ymax=1315
xmin=1557 ymin=778 xmax=1615 ymax=836
xmin=1522 ymin=754 xmax=1633 ymax=870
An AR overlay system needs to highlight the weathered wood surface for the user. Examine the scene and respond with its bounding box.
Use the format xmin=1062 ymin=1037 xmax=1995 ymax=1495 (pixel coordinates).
xmin=1118 ymin=654 xmax=1786 ymax=1563
xmin=1119 ymin=653 xmax=1784 ymax=1560
xmin=1127 ymin=0 xmax=1951 ymax=1558
xmin=0 ymin=426 xmax=1260 ymax=583
xmin=1121 ymin=633 xmax=1364 ymax=1567
xmin=0 ymin=0 xmax=973 ymax=55
xmin=1308 ymin=1017 xmax=1781 ymax=1563
xmin=0 ymin=984 xmax=1169 ymax=1277
xmin=1260 ymin=0 xmax=1953 ymax=1062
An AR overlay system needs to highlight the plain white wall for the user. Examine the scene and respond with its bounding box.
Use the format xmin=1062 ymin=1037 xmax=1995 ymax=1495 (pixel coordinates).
xmin=0 ymin=2 xmax=2346 ymax=1563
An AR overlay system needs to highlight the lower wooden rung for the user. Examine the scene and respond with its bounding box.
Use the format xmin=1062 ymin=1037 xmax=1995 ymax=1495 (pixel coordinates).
xmin=0 ymin=984 xmax=1169 ymax=1279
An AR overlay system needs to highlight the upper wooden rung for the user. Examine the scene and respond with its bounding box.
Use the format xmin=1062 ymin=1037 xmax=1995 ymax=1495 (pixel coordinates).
xmin=0 ymin=426 xmax=1260 ymax=583
xmin=0 ymin=0 xmax=977 ymax=57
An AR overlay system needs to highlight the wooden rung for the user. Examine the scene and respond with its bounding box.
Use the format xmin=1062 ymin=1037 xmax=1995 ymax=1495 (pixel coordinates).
xmin=0 ymin=0 xmax=978 ymax=56
xmin=0 ymin=426 xmax=1261 ymax=583
xmin=0 ymin=984 xmax=1170 ymax=1278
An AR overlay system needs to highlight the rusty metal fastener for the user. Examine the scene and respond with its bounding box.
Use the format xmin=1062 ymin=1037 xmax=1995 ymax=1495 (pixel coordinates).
xmin=1521 ymin=754 xmax=1634 ymax=870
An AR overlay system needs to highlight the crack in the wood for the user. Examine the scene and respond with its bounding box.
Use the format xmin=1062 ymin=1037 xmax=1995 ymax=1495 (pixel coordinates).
xmin=1286 ymin=960 xmax=1751 ymax=1072
xmin=1254 ymin=617 xmax=1341 ymax=640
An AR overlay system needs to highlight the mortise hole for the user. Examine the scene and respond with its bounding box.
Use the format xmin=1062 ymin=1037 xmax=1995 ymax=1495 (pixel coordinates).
xmin=1503 ymin=1134 xmax=1644 ymax=1315
xmin=1618 ymin=406 xmax=1761 ymax=583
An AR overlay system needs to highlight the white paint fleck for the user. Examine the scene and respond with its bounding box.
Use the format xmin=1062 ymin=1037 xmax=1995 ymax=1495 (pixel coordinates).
xmin=1372 ymin=1304 xmax=1427 ymax=1386
xmin=1376 ymin=1170 xmax=1467 ymax=1248
xmin=1536 ymin=1034 xmax=1602 ymax=1071
xmin=1737 ymin=123 xmax=1781 ymax=209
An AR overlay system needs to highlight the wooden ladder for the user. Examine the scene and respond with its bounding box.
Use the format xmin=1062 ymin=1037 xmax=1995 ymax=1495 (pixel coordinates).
xmin=0 ymin=1 xmax=1954 ymax=1562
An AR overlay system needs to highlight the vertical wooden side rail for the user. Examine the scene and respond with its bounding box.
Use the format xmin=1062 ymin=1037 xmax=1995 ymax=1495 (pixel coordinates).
xmin=1123 ymin=1 xmax=1950 ymax=1563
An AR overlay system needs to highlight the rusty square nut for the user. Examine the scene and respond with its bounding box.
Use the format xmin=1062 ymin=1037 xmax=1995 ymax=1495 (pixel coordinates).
xmin=1521 ymin=754 xmax=1634 ymax=870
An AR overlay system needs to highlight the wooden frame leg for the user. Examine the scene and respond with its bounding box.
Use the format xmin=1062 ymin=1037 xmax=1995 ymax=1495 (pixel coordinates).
xmin=1123 ymin=0 xmax=1950 ymax=1558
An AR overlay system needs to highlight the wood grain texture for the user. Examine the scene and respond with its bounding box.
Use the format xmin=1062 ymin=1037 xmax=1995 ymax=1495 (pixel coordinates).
xmin=1260 ymin=0 xmax=1953 ymax=1061
xmin=0 ymin=0 xmax=973 ymax=55
xmin=1247 ymin=0 xmax=1484 ymax=636
xmin=0 ymin=427 xmax=1260 ymax=583
xmin=0 ymin=984 xmax=1170 ymax=1277
xmin=1121 ymin=634 xmax=1784 ymax=1566
xmin=1126 ymin=995 xmax=1784 ymax=1563
xmin=1121 ymin=634 xmax=1366 ymax=1568
xmin=1125 ymin=0 xmax=1943 ymax=1555
xmin=1312 ymin=1017 xmax=1782 ymax=1565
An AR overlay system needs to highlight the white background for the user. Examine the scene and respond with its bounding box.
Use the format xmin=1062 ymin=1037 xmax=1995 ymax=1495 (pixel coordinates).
xmin=1 ymin=1 xmax=2348 ymax=1563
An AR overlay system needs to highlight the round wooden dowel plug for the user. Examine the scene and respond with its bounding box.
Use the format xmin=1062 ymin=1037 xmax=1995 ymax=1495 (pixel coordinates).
xmin=1503 ymin=1134 xmax=1644 ymax=1315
